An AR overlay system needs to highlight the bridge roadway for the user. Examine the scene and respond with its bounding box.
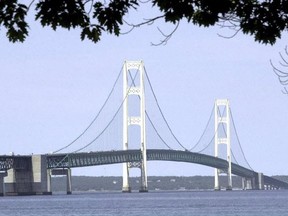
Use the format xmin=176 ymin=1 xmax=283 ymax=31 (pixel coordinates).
xmin=47 ymin=149 xmax=253 ymax=176
xmin=0 ymin=149 xmax=287 ymax=189
xmin=46 ymin=149 xmax=288 ymax=189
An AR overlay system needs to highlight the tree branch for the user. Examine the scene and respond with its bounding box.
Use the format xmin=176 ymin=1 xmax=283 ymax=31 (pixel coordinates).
xmin=217 ymin=15 xmax=242 ymax=39
xmin=28 ymin=0 xmax=36 ymax=12
xmin=283 ymin=87 xmax=288 ymax=94
xmin=151 ymin=21 xmax=180 ymax=46
xmin=270 ymin=48 xmax=288 ymax=94
xmin=84 ymin=0 xmax=94 ymax=15
xmin=125 ymin=15 xmax=166 ymax=28
xmin=121 ymin=15 xmax=179 ymax=45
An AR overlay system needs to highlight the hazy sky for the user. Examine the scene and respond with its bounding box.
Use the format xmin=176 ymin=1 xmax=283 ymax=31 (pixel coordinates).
xmin=1 ymin=7 xmax=288 ymax=178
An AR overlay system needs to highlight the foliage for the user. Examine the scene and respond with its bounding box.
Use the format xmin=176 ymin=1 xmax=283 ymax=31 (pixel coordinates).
xmin=1 ymin=0 xmax=288 ymax=44
xmin=0 ymin=0 xmax=28 ymax=42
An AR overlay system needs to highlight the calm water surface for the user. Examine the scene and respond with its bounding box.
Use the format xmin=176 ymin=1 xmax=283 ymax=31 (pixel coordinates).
xmin=0 ymin=190 xmax=288 ymax=216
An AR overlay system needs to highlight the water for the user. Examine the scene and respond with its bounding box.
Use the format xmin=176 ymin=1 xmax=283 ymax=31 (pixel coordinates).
xmin=0 ymin=190 xmax=288 ymax=216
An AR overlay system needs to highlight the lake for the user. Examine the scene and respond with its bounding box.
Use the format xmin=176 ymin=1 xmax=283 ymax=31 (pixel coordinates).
xmin=0 ymin=190 xmax=288 ymax=216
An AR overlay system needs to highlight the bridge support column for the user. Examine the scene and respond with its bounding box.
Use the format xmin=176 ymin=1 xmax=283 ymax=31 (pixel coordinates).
xmin=248 ymin=178 xmax=253 ymax=190
xmin=122 ymin=61 xmax=148 ymax=192
xmin=252 ymin=177 xmax=256 ymax=189
xmin=51 ymin=168 xmax=72 ymax=194
xmin=243 ymin=177 xmax=258 ymax=190
xmin=214 ymin=99 xmax=232 ymax=191
xmin=4 ymin=155 xmax=51 ymax=195
xmin=122 ymin=165 xmax=131 ymax=192
xmin=242 ymin=177 xmax=253 ymax=190
xmin=242 ymin=177 xmax=246 ymax=190
xmin=257 ymin=172 xmax=264 ymax=190
xmin=139 ymin=158 xmax=148 ymax=192
xmin=0 ymin=171 xmax=7 ymax=196
xmin=67 ymin=168 xmax=72 ymax=195
xmin=122 ymin=143 xmax=131 ymax=192
xmin=47 ymin=169 xmax=51 ymax=194
xmin=214 ymin=169 xmax=220 ymax=191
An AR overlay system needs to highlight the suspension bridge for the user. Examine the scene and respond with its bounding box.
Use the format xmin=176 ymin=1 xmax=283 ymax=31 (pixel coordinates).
xmin=0 ymin=61 xmax=287 ymax=195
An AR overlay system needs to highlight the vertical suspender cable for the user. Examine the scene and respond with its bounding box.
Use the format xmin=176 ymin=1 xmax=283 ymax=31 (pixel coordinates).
xmin=53 ymin=67 xmax=123 ymax=154
xmin=230 ymin=109 xmax=254 ymax=170
xmin=144 ymin=68 xmax=188 ymax=151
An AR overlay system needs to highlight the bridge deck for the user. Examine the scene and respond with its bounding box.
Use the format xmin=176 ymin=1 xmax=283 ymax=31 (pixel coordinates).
xmin=47 ymin=149 xmax=259 ymax=178
xmin=1 ymin=150 xmax=287 ymax=189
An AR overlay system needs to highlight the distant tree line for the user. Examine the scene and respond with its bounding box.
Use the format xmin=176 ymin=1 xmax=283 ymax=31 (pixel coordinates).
xmin=51 ymin=176 xmax=246 ymax=192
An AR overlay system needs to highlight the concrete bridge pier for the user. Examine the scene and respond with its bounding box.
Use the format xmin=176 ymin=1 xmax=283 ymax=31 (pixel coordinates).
xmin=257 ymin=173 xmax=264 ymax=190
xmin=4 ymin=155 xmax=51 ymax=195
xmin=47 ymin=169 xmax=51 ymax=194
xmin=0 ymin=171 xmax=7 ymax=196
xmin=67 ymin=168 xmax=72 ymax=194
xmin=242 ymin=173 xmax=264 ymax=190
xmin=242 ymin=177 xmax=253 ymax=190
xmin=50 ymin=168 xmax=72 ymax=194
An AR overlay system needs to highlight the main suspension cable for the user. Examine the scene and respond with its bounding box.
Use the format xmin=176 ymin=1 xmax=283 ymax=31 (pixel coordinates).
xmin=127 ymin=68 xmax=173 ymax=150
xmin=230 ymin=108 xmax=254 ymax=170
xmin=231 ymin=149 xmax=239 ymax=165
xmin=197 ymin=107 xmax=226 ymax=154
xmin=189 ymin=106 xmax=214 ymax=151
xmin=145 ymin=112 xmax=173 ymax=150
xmin=53 ymin=67 xmax=123 ymax=154
xmin=216 ymin=107 xmax=239 ymax=165
xmin=144 ymin=67 xmax=188 ymax=151
xmin=73 ymin=66 xmax=140 ymax=153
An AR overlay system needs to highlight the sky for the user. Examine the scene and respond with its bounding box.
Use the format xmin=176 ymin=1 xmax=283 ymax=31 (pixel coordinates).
xmin=1 ymin=4 xmax=288 ymax=178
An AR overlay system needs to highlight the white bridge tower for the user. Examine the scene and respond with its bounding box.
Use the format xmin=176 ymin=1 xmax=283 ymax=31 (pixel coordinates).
xmin=122 ymin=60 xmax=148 ymax=192
xmin=214 ymin=99 xmax=232 ymax=190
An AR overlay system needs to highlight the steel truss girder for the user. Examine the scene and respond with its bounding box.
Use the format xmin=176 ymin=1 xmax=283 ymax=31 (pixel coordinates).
xmin=46 ymin=149 xmax=254 ymax=178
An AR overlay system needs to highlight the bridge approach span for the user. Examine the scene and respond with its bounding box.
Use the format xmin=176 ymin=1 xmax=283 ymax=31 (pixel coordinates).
xmin=0 ymin=155 xmax=31 ymax=171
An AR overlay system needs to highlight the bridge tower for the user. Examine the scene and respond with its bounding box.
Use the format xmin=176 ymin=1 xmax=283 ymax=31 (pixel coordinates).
xmin=122 ymin=60 xmax=148 ymax=192
xmin=214 ymin=99 xmax=232 ymax=190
